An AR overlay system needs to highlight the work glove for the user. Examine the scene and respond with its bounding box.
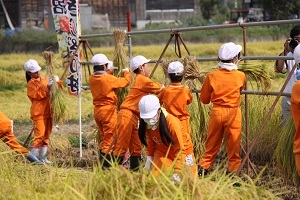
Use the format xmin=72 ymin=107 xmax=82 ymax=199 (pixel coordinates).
xmin=122 ymin=68 xmax=129 ymax=73
xmin=144 ymin=156 xmax=153 ymax=170
xmin=47 ymin=78 xmax=53 ymax=86
xmin=172 ymin=173 xmax=181 ymax=184
xmin=53 ymin=75 xmax=59 ymax=82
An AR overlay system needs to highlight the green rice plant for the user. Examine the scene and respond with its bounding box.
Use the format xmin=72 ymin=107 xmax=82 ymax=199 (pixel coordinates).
xmin=273 ymin=119 xmax=299 ymax=186
xmin=239 ymin=64 xmax=271 ymax=92
xmin=242 ymin=95 xmax=282 ymax=163
xmin=68 ymin=134 xmax=88 ymax=148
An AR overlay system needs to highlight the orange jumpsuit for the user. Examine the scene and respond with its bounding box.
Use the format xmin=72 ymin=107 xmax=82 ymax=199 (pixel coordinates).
xmin=146 ymin=108 xmax=196 ymax=176
xmin=113 ymin=74 xmax=163 ymax=157
xmin=291 ymin=80 xmax=300 ymax=176
xmin=157 ymin=82 xmax=192 ymax=135
xmin=27 ymin=77 xmax=54 ymax=147
xmin=89 ymin=71 xmax=131 ymax=154
xmin=199 ymin=69 xmax=246 ymax=172
xmin=0 ymin=111 xmax=29 ymax=155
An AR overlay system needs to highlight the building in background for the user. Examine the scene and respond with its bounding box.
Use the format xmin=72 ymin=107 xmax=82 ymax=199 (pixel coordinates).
xmin=0 ymin=0 xmax=298 ymax=31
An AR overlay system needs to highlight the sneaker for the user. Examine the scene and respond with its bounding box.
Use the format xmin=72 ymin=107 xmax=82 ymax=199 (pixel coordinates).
xmin=198 ymin=166 xmax=209 ymax=178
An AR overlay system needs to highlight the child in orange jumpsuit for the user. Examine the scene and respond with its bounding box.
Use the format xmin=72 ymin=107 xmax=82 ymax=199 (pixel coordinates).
xmin=113 ymin=55 xmax=163 ymax=170
xmin=89 ymin=54 xmax=131 ymax=169
xmin=291 ymin=44 xmax=300 ymax=176
xmin=24 ymin=59 xmax=62 ymax=164
xmin=0 ymin=111 xmax=42 ymax=164
xmin=157 ymin=61 xmax=193 ymax=135
xmin=138 ymin=95 xmax=196 ymax=178
xmin=198 ymin=42 xmax=246 ymax=177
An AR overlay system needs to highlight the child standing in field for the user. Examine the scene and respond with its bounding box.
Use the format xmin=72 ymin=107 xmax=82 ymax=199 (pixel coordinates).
xmin=89 ymin=54 xmax=131 ymax=169
xmin=198 ymin=42 xmax=246 ymax=177
xmin=291 ymin=44 xmax=300 ymax=176
xmin=0 ymin=111 xmax=42 ymax=164
xmin=113 ymin=55 xmax=163 ymax=171
xmin=24 ymin=59 xmax=62 ymax=164
xmin=138 ymin=95 xmax=196 ymax=178
xmin=157 ymin=61 xmax=193 ymax=135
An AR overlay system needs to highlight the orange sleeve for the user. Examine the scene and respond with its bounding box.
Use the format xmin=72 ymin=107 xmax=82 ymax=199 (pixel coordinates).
xmin=291 ymin=81 xmax=300 ymax=105
xmin=139 ymin=75 xmax=163 ymax=94
xmin=186 ymin=87 xmax=193 ymax=105
xmin=0 ymin=111 xmax=11 ymax=125
xmin=27 ymin=78 xmax=49 ymax=101
xmin=108 ymin=71 xmax=131 ymax=88
xmin=200 ymin=75 xmax=213 ymax=104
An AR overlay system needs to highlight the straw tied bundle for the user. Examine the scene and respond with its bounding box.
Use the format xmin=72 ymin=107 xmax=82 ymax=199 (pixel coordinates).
xmin=112 ymin=29 xmax=130 ymax=109
xmin=160 ymin=55 xmax=205 ymax=89
xmin=42 ymin=51 xmax=67 ymax=124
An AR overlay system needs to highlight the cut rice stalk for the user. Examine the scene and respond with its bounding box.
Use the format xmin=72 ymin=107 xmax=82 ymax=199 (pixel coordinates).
xmin=43 ymin=51 xmax=67 ymax=124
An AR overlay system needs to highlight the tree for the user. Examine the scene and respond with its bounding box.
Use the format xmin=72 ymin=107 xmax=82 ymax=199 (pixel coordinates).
xmin=262 ymin=0 xmax=300 ymax=20
xmin=200 ymin=0 xmax=219 ymax=20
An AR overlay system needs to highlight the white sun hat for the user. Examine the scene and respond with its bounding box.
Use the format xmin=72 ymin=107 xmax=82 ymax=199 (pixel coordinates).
xmin=294 ymin=44 xmax=300 ymax=64
xmin=91 ymin=54 xmax=111 ymax=65
xmin=218 ymin=42 xmax=242 ymax=60
xmin=24 ymin=59 xmax=41 ymax=73
xmin=139 ymin=95 xmax=160 ymax=118
xmin=130 ymin=55 xmax=151 ymax=71
xmin=168 ymin=61 xmax=184 ymax=74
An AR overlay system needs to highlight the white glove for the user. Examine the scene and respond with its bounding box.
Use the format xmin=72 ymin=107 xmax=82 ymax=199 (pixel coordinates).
xmin=172 ymin=173 xmax=181 ymax=184
xmin=47 ymin=78 xmax=53 ymax=86
xmin=144 ymin=156 xmax=153 ymax=170
xmin=53 ymin=75 xmax=59 ymax=82
xmin=122 ymin=68 xmax=129 ymax=73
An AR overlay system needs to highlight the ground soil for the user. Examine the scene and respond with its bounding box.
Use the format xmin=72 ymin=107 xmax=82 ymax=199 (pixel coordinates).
xmin=14 ymin=121 xmax=300 ymax=200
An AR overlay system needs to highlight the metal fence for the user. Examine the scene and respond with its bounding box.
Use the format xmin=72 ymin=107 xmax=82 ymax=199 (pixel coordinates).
xmin=80 ymin=19 xmax=300 ymax=175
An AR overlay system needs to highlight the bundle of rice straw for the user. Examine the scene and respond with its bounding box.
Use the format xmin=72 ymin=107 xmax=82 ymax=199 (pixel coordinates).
xmin=42 ymin=51 xmax=67 ymax=124
xmin=238 ymin=64 xmax=271 ymax=92
xmin=112 ymin=29 xmax=130 ymax=110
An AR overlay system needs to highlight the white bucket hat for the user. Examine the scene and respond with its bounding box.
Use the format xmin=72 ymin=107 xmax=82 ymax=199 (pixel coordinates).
xmin=168 ymin=61 xmax=184 ymax=74
xmin=91 ymin=54 xmax=111 ymax=65
xmin=139 ymin=95 xmax=160 ymax=119
xmin=130 ymin=55 xmax=151 ymax=71
xmin=24 ymin=59 xmax=41 ymax=73
xmin=218 ymin=42 xmax=242 ymax=60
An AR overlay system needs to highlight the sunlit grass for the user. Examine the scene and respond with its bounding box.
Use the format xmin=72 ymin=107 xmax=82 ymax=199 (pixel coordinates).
xmin=0 ymin=40 xmax=298 ymax=198
xmin=0 ymin=141 xmax=282 ymax=200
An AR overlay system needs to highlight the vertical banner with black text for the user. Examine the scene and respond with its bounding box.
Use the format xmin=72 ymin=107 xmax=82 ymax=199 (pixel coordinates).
xmin=50 ymin=0 xmax=81 ymax=96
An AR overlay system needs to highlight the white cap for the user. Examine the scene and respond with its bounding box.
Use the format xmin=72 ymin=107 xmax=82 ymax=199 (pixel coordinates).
xmin=130 ymin=55 xmax=151 ymax=71
xmin=168 ymin=61 xmax=184 ymax=74
xmin=107 ymin=61 xmax=113 ymax=69
xmin=294 ymin=44 xmax=300 ymax=64
xmin=24 ymin=59 xmax=41 ymax=73
xmin=91 ymin=54 xmax=111 ymax=65
xmin=139 ymin=95 xmax=160 ymax=118
xmin=218 ymin=42 xmax=242 ymax=60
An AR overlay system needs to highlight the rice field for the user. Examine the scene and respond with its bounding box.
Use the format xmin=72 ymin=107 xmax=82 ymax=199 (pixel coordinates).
xmin=0 ymin=41 xmax=299 ymax=199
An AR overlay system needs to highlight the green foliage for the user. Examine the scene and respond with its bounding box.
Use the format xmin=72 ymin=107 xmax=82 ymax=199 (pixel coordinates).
xmin=68 ymin=135 xmax=88 ymax=148
xmin=0 ymin=144 xmax=283 ymax=200
xmin=200 ymin=0 xmax=219 ymax=20
xmin=273 ymin=119 xmax=299 ymax=185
